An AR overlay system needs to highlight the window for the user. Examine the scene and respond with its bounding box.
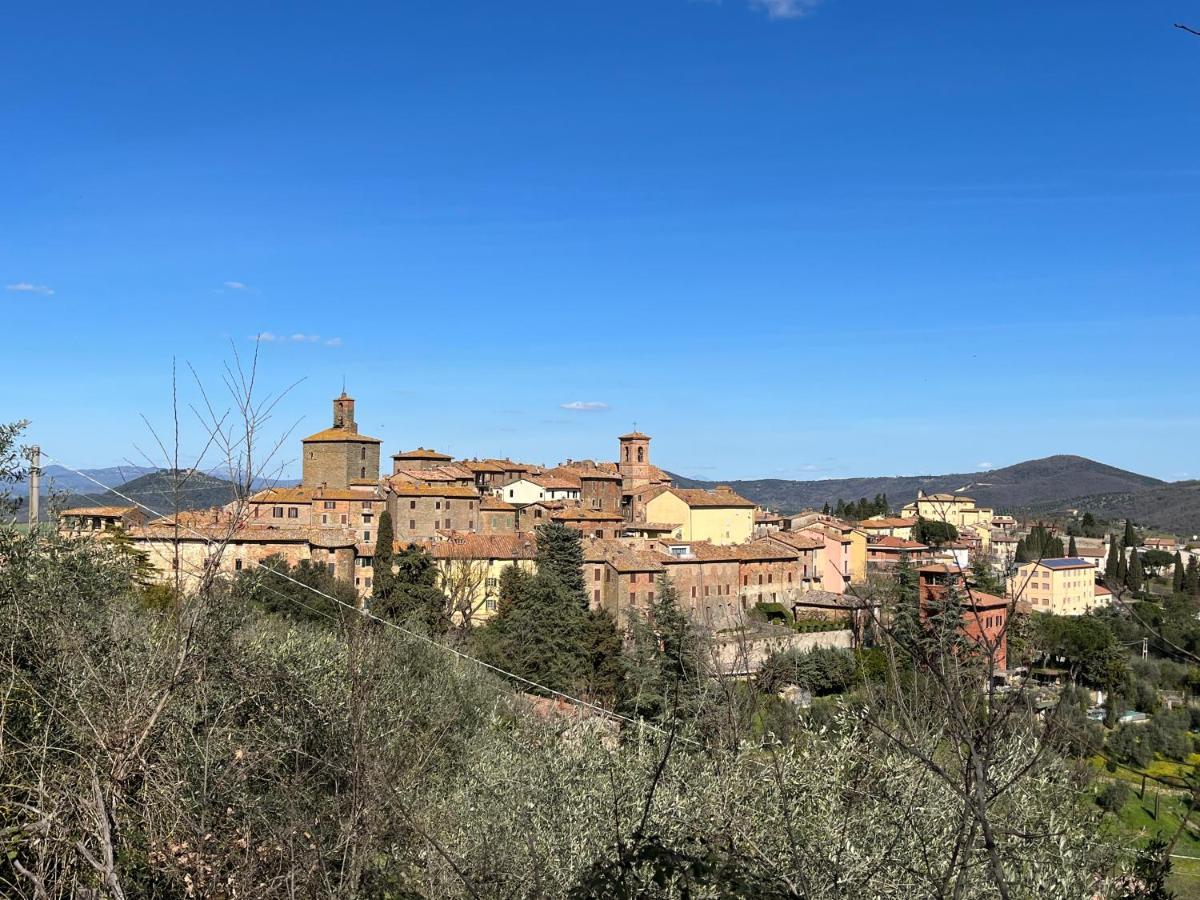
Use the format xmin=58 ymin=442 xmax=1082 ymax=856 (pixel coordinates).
xmin=364 ymin=530 xmax=370 ymax=541
xmin=410 ymin=500 xmax=417 ymax=509
xmin=594 ymin=529 xmax=603 ymax=538
xmin=409 ymin=520 xmax=416 ymax=529
xmin=468 ymin=520 xmax=473 ymax=530
xmin=691 ymin=586 xmax=697 ymax=598
xmin=360 ymin=467 xmax=366 ymax=478
xmin=235 ymin=558 xmax=243 ymax=571
xmin=288 ymin=507 xmax=299 ymax=519
xmin=340 ymin=514 xmax=347 ymax=524
xmin=629 ymin=591 xmax=636 ymax=604
xmin=360 ymin=447 xmax=366 ymax=460
xmin=362 ymin=513 xmax=372 ymax=523
xmin=594 ymin=568 xmax=602 ymax=581
xmin=434 ymin=520 xmax=440 ymax=530
xmin=324 ymin=501 xmax=336 ymax=510
xmin=435 ymin=501 xmax=441 ymax=510
xmin=321 ymin=514 xmax=328 ymax=525
xmin=486 ymin=577 xmax=498 ymax=589
xmin=272 ymin=506 xmax=283 ymax=518
xmin=362 ymin=501 xmax=372 ymax=510
xmin=593 ymin=589 xmax=600 ymax=603
xmin=637 ymin=447 xmax=644 ymax=463
xmin=485 ymin=597 xmax=497 ymax=611
xmin=365 ymin=578 xmax=372 ymax=589
xmin=648 ymin=591 xmax=654 ymax=602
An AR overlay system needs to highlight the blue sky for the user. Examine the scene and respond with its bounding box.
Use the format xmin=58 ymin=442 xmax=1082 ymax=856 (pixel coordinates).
xmin=4 ymin=1 xmax=1198 ymax=482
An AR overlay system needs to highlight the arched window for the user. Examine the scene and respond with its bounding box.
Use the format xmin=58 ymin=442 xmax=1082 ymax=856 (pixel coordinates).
xmin=637 ymin=446 xmax=644 ymax=462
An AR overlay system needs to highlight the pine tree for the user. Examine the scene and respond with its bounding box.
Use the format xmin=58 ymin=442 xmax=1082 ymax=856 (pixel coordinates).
xmin=834 ymin=499 xmax=846 ymax=517
xmin=821 ymin=502 xmax=831 ymax=516
xmin=374 ymin=542 xmax=449 ymax=633
xmin=476 ymin=570 xmax=587 ymax=695
xmin=582 ymin=608 xmax=625 ymax=708
xmin=1123 ymin=519 xmax=1136 ymax=548
xmin=372 ymin=509 xmax=395 ymax=601
xmin=1126 ymin=550 xmax=1144 ymax=593
xmin=890 ymin=552 xmax=923 ymax=653
xmin=1173 ymin=551 xmax=1185 ymax=594
xmin=622 ymin=576 xmax=704 ymax=722
xmin=1068 ymin=536 xmax=1078 ymax=558
xmin=1105 ymin=536 xmax=1120 ymax=580
xmin=534 ymin=523 xmax=588 ymax=609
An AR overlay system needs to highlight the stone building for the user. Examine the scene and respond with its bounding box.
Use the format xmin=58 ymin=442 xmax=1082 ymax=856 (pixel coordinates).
xmin=301 ymin=392 xmax=382 ymax=489
xmin=385 ymin=481 xmax=482 ymax=542
xmin=478 ymin=495 xmax=518 ymax=534
xmin=390 ymin=447 xmax=454 ymax=474
xmin=548 ymin=462 xmax=623 ymax=512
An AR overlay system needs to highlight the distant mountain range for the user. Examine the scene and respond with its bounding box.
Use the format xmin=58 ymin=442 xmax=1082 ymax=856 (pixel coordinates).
xmin=671 ymin=455 xmax=1200 ymax=537
xmin=23 ymin=468 xmax=299 ymax=521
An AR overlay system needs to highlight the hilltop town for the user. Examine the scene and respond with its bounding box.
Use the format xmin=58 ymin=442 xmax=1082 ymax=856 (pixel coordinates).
xmin=56 ymin=391 xmax=1198 ymax=671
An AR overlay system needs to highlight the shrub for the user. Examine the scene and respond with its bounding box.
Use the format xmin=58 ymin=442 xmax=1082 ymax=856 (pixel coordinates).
xmin=1097 ymin=781 xmax=1132 ymax=814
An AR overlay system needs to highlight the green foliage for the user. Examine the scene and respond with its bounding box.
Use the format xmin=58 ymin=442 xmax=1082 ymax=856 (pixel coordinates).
xmin=1173 ymin=552 xmax=1185 ymax=594
xmin=758 ymin=646 xmax=858 ymax=696
xmin=582 ymin=608 xmax=625 ymax=708
xmin=1142 ymin=548 xmax=1176 ymax=571
xmin=534 ymin=522 xmax=588 ymax=610
xmin=1024 ymin=523 xmax=1065 ymax=561
xmin=622 ymin=576 xmax=705 ymax=724
xmin=0 ymin=419 xmax=30 ymax=517
xmin=833 ymin=494 xmax=889 ymax=521
xmin=233 ymin=553 xmax=355 ymax=623
xmin=371 ymin=508 xmax=395 ymax=598
xmin=373 ymin=542 xmax=449 ymax=633
xmin=1096 ymin=780 xmax=1132 ymax=814
xmin=750 ymin=601 xmax=790 ymax=625
xmin=1187 ymin=556 xmax=1200 ymax=597
xmin=912 ymin=517 xmax=957 ymax=547
xmin=1031 ymin=613 xmax=1126 ymax=690
xmin=1126 ymin=549 xmax=1145 ymax=592
xmin=969 ymin=553 xmax=1005 ymax=595
xmin=1118 ymin=837 xmax=1175 ymax=900
xmin=1068 ymin=535 xmax=1078 ymax=557
xmin=1123 ymin=519 xmax=1138 ymax=549
xmin=1106 ymin=535 xmax=1121 ymax=580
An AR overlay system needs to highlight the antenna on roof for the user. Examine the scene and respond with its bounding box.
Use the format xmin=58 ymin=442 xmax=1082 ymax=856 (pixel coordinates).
xmin=341 ymin=374 xmax=346 ymax=394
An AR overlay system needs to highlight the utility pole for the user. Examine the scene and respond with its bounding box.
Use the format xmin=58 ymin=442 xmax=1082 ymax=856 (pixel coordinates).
xmin=27 ymin=444 xmax=40 ymax=527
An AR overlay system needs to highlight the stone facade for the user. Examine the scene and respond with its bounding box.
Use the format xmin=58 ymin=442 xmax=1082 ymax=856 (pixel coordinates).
xmin=301 ymin=393 xmax=382 ymax=489
xmin=387 ymin=482 xmax=482 ymax=542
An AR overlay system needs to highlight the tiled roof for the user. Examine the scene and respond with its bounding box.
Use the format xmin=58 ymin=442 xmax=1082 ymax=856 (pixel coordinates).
xmin=250 ymin=486 xmax=382 ymax=503
xmin=625 ymin=522 xmax=679 ymax=533
xmin=386 ymin=480 xmax=480 ymax=499
xmin=619 ymin=431 xmax=651 ymax=440
xmin=61 ymin=505 xmax=137 ymax=518
xmin=1095 ymin=584 xmax=1113 ymax=596
xmin=458 ymin=459 xmax=507 ymax=473
xmin=427 ymin=532 xmax=537 ymax=560
xmin=302 ymin=427 xmax=382 ymax=444
xmin=391 ymin=465 xmax=474 ymax=483
xmin=869 ymin=536 xmax=929 ymax=550
xmin=648 ymin=487 xmax=755 ymax=509
xmin=859 ymin=517 xmax=918 ymax=529
xmin=530 ymin=473 xmax=583 ymax=491
xmin=766 ymin=531 xmax=824 ymax=551
xmin=550 ymin=508 xmax=624 ymax=522
xmin=392 ymin=447 xmax=452 ymax=460
xmin=548 ymin=464 xmax=621 ymax=482
xmin=480 ymin=496 xmax=516 ymax=511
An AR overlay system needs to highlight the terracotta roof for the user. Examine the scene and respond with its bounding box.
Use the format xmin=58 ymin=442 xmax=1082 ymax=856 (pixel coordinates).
xmin=302 ymin=427 xmax=382 ymax=444
xmin=648 ymin=486 xmax=755 ymax=509
xmin=61 ymin=505 xmax=137 ymax=518
xmin=251 ymin=486 xmax=382 ymax=503
xmin=619 ymin=431 xmax=651 ymax=440
xmin=426 ymin=532 xmax=537 ymax=560
xmin=480 ymin=496 xmax=516 ymax=511
xmin=859 ymin=517 xmax=918 ymax=529
xmin=391 ymin=465 xmax=474 ymax=483
xmin=767 ymin=531 xmax=824 ymax=551
xmin=1095 ymin=584 xmax=1113 ymax=596
xmin=625 ymin=522 xmax=680 ymax=533
xmin=386 ymin=480 xmax=480 ymax=499
xmin=392 ymin=447 xmax=452 ymax=460
xmin=458 ymin=459 xmax=507 ymax=473
xmin=608 ymin=550 xmax=665 ymax=573
xmin=529 ymin=473 xmax=583 ymax=491
xmin=550 ymin=508 xmax=624 ymax=522
xmin=869 ymin=536 xmax=930 ymax=551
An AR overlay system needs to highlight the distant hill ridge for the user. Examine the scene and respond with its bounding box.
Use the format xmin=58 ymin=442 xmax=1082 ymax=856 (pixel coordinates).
xmin=670 ymin=455 xmax=1198 ymax=535
xmin=54 ymin=469 xmax=300 ymax=521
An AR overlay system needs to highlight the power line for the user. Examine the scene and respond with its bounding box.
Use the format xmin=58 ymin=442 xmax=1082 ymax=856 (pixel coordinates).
xmin=39 ymin=452 xmax=680 ymax=741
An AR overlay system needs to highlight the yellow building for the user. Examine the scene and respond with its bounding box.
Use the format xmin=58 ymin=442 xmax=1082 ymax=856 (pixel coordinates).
xmin=901 ymin=492 xmax=995 ymax=531
xmin=427 ymin=533 xmax=538 ymax=623
xmin=1015 ymin=557 xmax=1104 ymax=616
xmin=642 ymin=486 xmax=755 ymax=546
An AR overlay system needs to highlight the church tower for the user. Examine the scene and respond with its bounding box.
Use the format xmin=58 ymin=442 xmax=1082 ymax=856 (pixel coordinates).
xmin=300 ymin=391 xmax=382 ymax=489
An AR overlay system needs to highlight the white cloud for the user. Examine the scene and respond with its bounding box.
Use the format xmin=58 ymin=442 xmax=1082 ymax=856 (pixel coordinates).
xmin=560 ymin=401 xmax=610 ymax=412
xmin=223 ymin=281 xmax=250 ymax=291
xmin=976 ymin=461 xmax=994 ymax=470
xmin=749 ymin=0 xmax=821 ymax=19
xmin=6 ymin=282 xmax=54 ymax=295
xmin=251 ymin=331 xmax=339 ymax=346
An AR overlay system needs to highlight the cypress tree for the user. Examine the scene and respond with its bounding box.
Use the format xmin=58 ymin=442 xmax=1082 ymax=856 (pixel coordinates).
xmin=1105 ymin=536 xmax=1120 ymax=580
xmin=821 ymin=502 xmax=830 ymax=516
xmin=583 ymin=608 xmax=625 ymax=708
xmin=372 ymin=509 xmax=396 ymax=602
xmin=1117 ymin=547 xmax=1128 ymax=584
xmin=534 ymin=523 xmax=588 ymax=609
xmin=1067 ymin=536 xmax=1078 ymax=558
xmin=1015 ymin=538 xmax=1029 ymax=564
xmin=1187 ymin=557 xmax=1200 ymax=597
xmin=1173 ymin=552 xmax=1185 ymax=594
xmin=1123 ymin=519 xmax=1137 ymax=548
xmin=1126 ymin=550 xmax=1144 ymax=593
